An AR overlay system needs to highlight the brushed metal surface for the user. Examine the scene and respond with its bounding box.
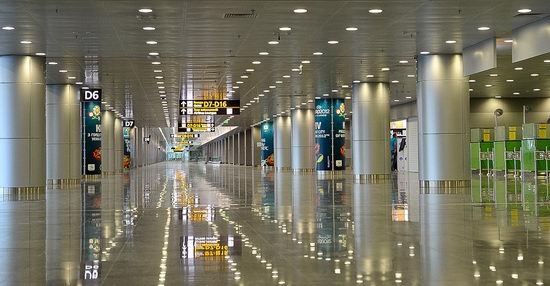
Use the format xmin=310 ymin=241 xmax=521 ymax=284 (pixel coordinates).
xmin=101 ymin=111 xmax=115 ymax=172
xmin=275 ymin=116 xmax=292 ymax=169
xmin=513 ymin=15 xmax=550 ymax=63
xmin=46 ymin=84 xmax=81 ymax=180
xmin=114 ymin=118 xmax=123 ymax=172
xmin=291 ymin=109 xmax=315 ymax=170
xmin=463 ymin=37 xmax=497 ymax=76
xmin=351 ymin=82 xmax=390 ymax=176
xmin=417 ymin=54 xmax=470 ymax=181
xmin=0 ymin=56 xmax=45 ymax=187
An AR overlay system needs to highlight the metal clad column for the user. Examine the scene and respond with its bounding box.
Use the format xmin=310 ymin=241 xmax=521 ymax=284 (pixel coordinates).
xmin=291 ymin=108 xmax=315 ymax=171
xmin=0 ymin=56 xmax=46 ymax=189
xmin=351 ymin=82 xmax=390 ymax=181
xmin=46 ymin=84 xmax=81 ymax=184
xmin=275 ymin=116 xmax=292 ymax=170
xmin=101 ymin=110 xmax=115 ymax=174
xmin=114 ymin=118 xmax=123 ymax=173
xmin=417 ymin=54 xmax=469 ymax=187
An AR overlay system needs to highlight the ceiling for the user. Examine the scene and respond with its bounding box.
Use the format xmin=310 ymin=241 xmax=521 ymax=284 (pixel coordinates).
xmin=1 ymin=0 xmax=549 ymax=129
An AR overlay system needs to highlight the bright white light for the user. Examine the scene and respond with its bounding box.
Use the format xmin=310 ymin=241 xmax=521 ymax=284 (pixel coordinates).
xmin=2 ymin=26 xmax=15 ymax=30
xmin=146 ymin=41 xmax=158 ymax=45
xmin=446 ymin=40 xmax=457 ymax=44
xmin=268 ymin=40 xmax=279 ymax=45
xmin=518 ymin=8 xmax=532 ymax=13
xmin=313 ymin=52 xmax=323 ymax=55
xmin=294 ymin=8 xmax=308 ymax=13
xmin=143 ymin=26 xmax=156 ymax=31
xmin=139 ymin=8 xmax=153 ymax=13
xmin=369 ymin=9 xmax=383 ymax=14
xmin=477 ymin=27 xmax=490 ymax=31
xmin=279 ymin=27 xmax=291 ymax=31
xmin=346 ymin=27 xmax=358 ymax=31
xmin=259 ymin=51 xmax=269 ymax=55
xmin=328 ymin=40 xmax=339 ymax=44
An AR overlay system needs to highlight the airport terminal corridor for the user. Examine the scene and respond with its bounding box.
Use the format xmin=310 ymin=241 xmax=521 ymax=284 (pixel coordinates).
xmin=2 ymin=161 xmax=550 ymax=285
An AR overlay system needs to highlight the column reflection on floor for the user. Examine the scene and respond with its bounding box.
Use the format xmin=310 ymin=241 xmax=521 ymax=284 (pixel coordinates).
xmin=5 ymin=161 xmax=550 ymax=285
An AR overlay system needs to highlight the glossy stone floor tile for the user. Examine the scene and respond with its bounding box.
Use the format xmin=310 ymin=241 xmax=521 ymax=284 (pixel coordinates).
xmin=2 ymin=162 xmax=550 ymax=285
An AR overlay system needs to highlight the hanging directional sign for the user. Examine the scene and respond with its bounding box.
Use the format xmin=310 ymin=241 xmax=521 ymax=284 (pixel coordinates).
xmin=179 ymin=100 xmax=240 ymax=115
xmin=175 ymin=133 xmax=201 ymax=139
xmin=178 ymin=122 xmax=215 ymax=132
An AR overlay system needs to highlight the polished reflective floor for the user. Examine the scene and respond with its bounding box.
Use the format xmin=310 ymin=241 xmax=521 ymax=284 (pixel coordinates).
xmin=2 ymin=162 xmax=550 ymax=285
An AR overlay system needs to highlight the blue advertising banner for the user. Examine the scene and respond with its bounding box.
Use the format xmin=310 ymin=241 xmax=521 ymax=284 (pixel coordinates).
xmin=315 ymin=99 xmax=333 ymax=170
xmin=260 ymin=121 xmax=274 ymax=166
xmin=332 ymin=99 xmax=346 ymax=170
xmin=82 ymin=101 xmax=102 ymax=175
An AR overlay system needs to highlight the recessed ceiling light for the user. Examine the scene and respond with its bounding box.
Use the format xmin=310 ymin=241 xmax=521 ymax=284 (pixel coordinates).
xmin=345 ymin=96 xmax=352 ymax=99
xmin=146 ymin=41 xmax=158 ymax=45
xmin=346 ymin=27 xmax=358 ymax=31
xmin=48 ymin=61 xmax=58 ymax=65
xmin=391 ymin=80 xmax=399 ymax=83
xmin=301 ymin=60 xmax=310 ymax=64
xmin=236 ymin=81 xmax=244 ymax=84
xmin=259 ymin=51 xmax=269 ymax=55
xmin=156 ymin=81 xmax=164 ymax=84
xmin=259 ymin=94 xmax=265 ymax=97
xmin=323 ymin=93 xmax=329 ymax=97
xmin=353 ymin=80 xmax=360 ymax=83
xmin=518 ymin=8 xmax=532 ymax=13
xmin=155 ymin=76 xmax=163 ymax=79
xmin=504 ymin=39 xmax=513 ymax=43
xmin=366 ymin=74 xmax=374 ymax=78
xmin=35 ymin=52 xmax=46 ymax=56
xmin=489 ymin=74 xmax=498 ymax=77
xmin=469 ymin=88 xmax=473 ymax=92
xmin=405 ymin=96 xmax=412 ymax=99
xmin=233 ymin=86 xmax=240 ymax=89
xmin=420 ymin=51 xmax=430 ymax=55
xmin=315 ymin=96 xmax=321 ymax=100
xmin=252 ymin=61 xmax=261 ymax=64
xmin=331 ymin=89 xmax=338 ymax=92
xmin=152 ymin=61 xmax=161 ymax=65
xmin=263 ymin=90 xmax=270 ymax=92
xmin=293 ymin=8 xmax=308 ymax=14
xmin=407 ymin=74 xmax=415 ymax=78
xmin=2 ymin=26 xmax=15 ymax=30
xmin=149 ymin=52 xmax=159 ymax=56
xmin=533 ymin=88 xmax=541 ymax=91
xmin=81 ymin=86 xmax=89 ymax=90
xmin=514 ymin=67 xmax=523 ymax=70
xmin=158 ymin=86 xmax=165 ymax=89
xmin=153 ymin=69 xmax=162 ymax=73
xmin=59 ymin=69 xmax=67 ymax=73
xmin=159 ymin=90 xmax=166 ymax=93
xmin=283 ymin=75 xmax=291 ymax=78
xmin=68 ymin=76 xmax=76 ymax=79
xmin=506 ymin=79 xmax=514 ymax=82
xmin=513 ymin=92 xmax=520 ymax=95
xmin=342 ymin=85 xmax=349 ymax=88
xmin=143 ymin=26 xmax=156 ymax=31
xmin=495 ymin=95 xmax=502 ymax=99
xmin=381 ymin=67 xmax=390 ymax=71
xmin=75 ymin=82 xmax=83 ymax=85
xmin=531 ymin=73 xmax=539 ymax=77
xmin=313 ymin=52 xmax=323 ymax=55
xmin=276 ymin=80 xmax=283 ymax=84
xmin=328 ymin=40 xmax=339 ymax=44
xmin=268 ymin=40 xmax=279 ymax=45
xmin=477 ymin=27 xmax=490 ymax=31
xmin=138 ymin=8 xmax=153 ymax=13
xmin=393 ymin=99 xmax=400 ymax=102
xmin=246 ymin=68 xmax=255 ymax=72
xmin=279 ymin=27 xmax=291 ymax=31
xmin=20 ymin=40 xmax=32 ymax=44
xmin=446 ymin=40 xmax=457 ymax=44
xmin=291 ymin=68 xmax=300 ymax=72
xmin=269 ymin=85 xmax=276 ymax=89
xmin=241 ymin=75 xmax=249 ymax=78
xmin=485 ymin=84 xmax=493 ymax=87
xmin=399 ymin=60 xmax=408 ymax=64
xmin=368 ymin=9 xmax=383 ymax=14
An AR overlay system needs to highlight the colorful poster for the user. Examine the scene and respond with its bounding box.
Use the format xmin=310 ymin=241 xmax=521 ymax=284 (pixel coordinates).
xmin=332 ymin=98 xmax=346 ymax=170
xmin=82 ymin=101 xmax=102 ymax=175
xmin=315 ymin=99 xmax=333 ymax=171
xmin=260 ymin=121 xmax=274 ymax=166
xmin=123 ymin=127 xmax=131 ymax=169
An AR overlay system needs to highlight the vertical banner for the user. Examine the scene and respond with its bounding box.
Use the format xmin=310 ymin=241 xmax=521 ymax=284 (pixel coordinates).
xmin=260 ymin=121 xmax=274 ymax=166
xmin=81 ymin=89 xmax=102 ymax=175
xmin=315 ymin=99 xmax=333 ymax=170
xmin=332 ymin=98 xmax=346 ymax=170
xmin=123 ymin=120 xmax=134 ymax=169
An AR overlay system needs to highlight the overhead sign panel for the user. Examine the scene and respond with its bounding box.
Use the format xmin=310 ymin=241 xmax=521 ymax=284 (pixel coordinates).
xmin=179 ymin=100 xmax=240 ymax=115
xmin=178 ymin=122 xmax=215 ymax=133
xmin=80 ymin=89 xmax=102 ymax=102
